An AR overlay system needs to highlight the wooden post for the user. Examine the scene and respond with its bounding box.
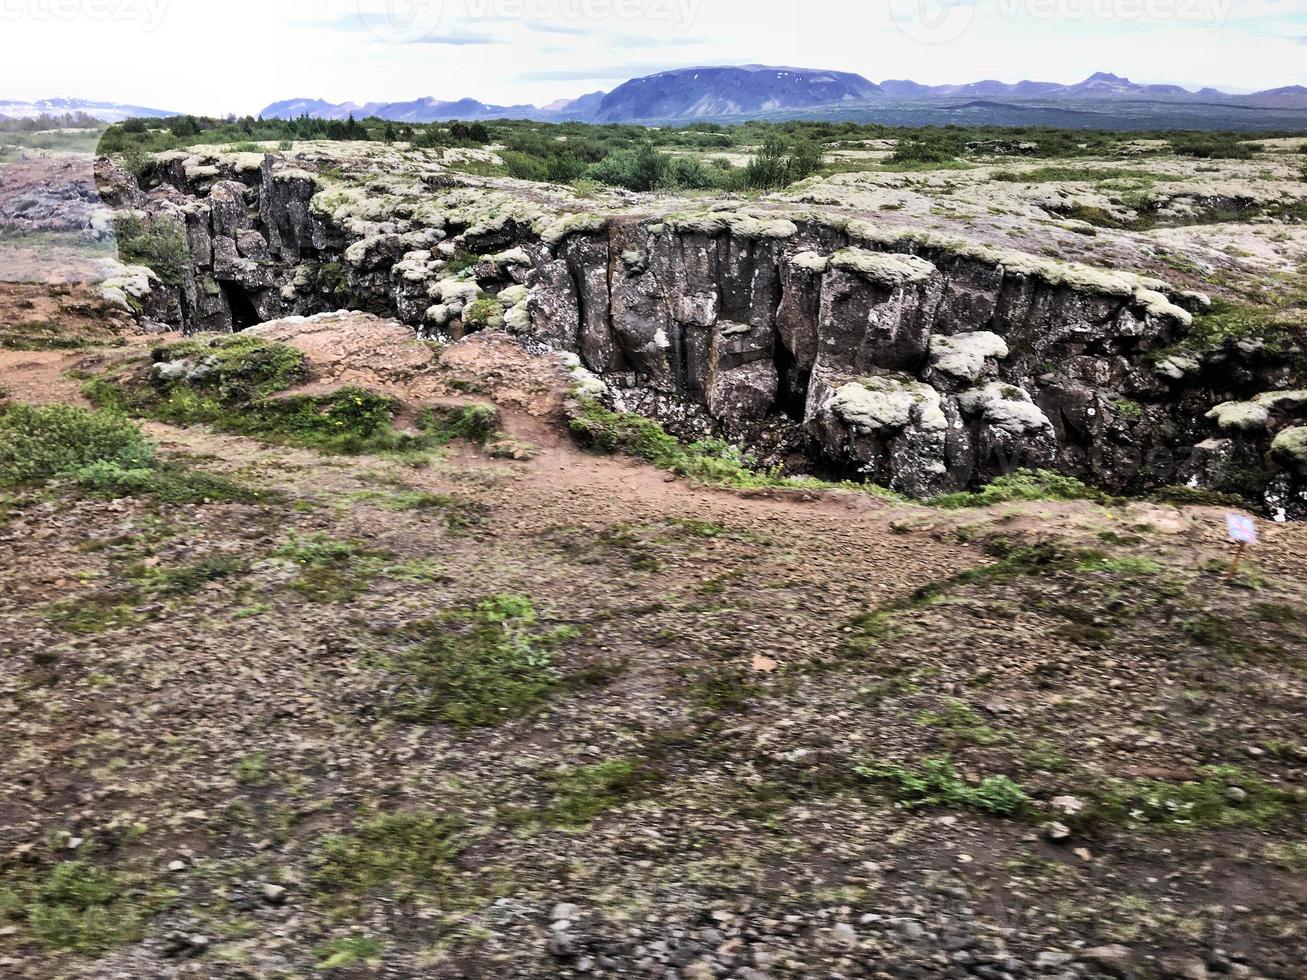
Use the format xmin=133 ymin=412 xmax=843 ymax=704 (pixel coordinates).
xmin=1225 ymin=542 xmax=1246 ymax=582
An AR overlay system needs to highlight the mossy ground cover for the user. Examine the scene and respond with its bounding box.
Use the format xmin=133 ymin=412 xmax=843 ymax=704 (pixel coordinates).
xmin=0 ymin=402 xmax=262 ymax=505
xmin=0 ymin=861 xmax=173 ymax=956
xmin=379 ymin=595 xmax=583 ymax=728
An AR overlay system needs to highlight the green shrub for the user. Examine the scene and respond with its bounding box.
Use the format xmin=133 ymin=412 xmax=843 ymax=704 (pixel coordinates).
xmin=888 ymin=140 xmax=957 ymax=165
xmin=113 ymin=212 xmax=190 ymax=287
xmin=0 ymin=404 xmax=154 ymax=484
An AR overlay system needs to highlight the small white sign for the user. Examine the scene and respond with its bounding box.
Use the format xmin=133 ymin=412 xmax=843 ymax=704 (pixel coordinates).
xmin=1226 ymin=514 xmax=1258 ymax=545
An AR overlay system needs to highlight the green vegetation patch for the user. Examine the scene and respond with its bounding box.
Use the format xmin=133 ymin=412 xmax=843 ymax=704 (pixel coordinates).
xmin=308 ymin=812 xmax=465 ymax=903
xmin=0 ymin=861 xmax=170 ymax=956
xmin=992 ymin=166 xmax=1155 ymax=183
xmin=0 ymin=320 xmax=124 ymax=352
xmin=0 ymin=403 xmax=259 ymax=504
xmin=315 ymin=935 xmax=384 ymax=969
xmin=570 ymin=397 xmax=900 ymax=498
xmin=1150 ymin=298 xmax=1302 ymax=369
xmin=273 ymin=534 xmax=384 ymax=603
xmin=113 ymin=212 xmax=191 ymax=288
xmin=915 ymin=698 xmax=1006 ymax=747
xmin=854 ymin=756 xmax=1031 ymax=817
xmin=0 ymin=403 xmax=153 ymax=483
xmin=540 ymin=759 xmax=661 ymax=827
xmin=153 ymin=334 xmax=309 ymax=399
xmin=417 ymin=403 xmax=500 ymax=445
xmin=843 ymin=541 xmax=1086 ymax=655
xmin=383 ymin=595 xmax=580 ymax=728
xmin=1085 ymin=766 xmax=1307 ymax=831
xmin=87 ymin=340 xmax=502 ymax=458
xmin=930 ymin=469 xmax=1117 ymax=509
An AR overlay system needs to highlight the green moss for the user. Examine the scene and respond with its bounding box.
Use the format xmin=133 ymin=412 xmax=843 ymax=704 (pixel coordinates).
xmin=351 ymin=489 xmax=487 ymax=531
xmin=854 ymin=756 xmax=1030 ymax=817
xmin=681 ymin=665 xmax=764 ymax=713
xmin=1086 ymin=766 xmax=1306 ymax=831
xmin=383 ymin=595 xmax=579 ymax=728
xmin=1 ymin=861 xmax=168 ymax=956
xmin=0 ymin=320 xmax=123 ymax=352
xmin=915 ymin=699 xmax=1006 ymax=747
xmin=127 ymin=555 xmax=249 ymax=596
xmin=417 ymin=403 xmax=499 ymax=445
xmin=1077 ymin=555 xmax=1160 ymax=576
xmin=1182 ymin=614 xmax=1251 ymax=662
xmin=233 ymin=751 xmax=271 ymax=786
xmin=274 ymin=534 xmax=383 ymax=603
xmin=930 ymin=469 xmax=1117 ymax=509
xmin=844 ymin=541 xmax=1087 ymax=656
xmin=462 ymin=298 xmax=504 ymax=330
xmin=315 ymin=935 xmax=384 ymax=969
xmin=1150 ymin=299 xmax=1301 ymax=369
xmin=154 ymin=334 xmax=309 ymax=399
xmin=542 ymin=759 xmax=659 ymax=827
xmin=309 ymin=812 xmax=464 ymax=903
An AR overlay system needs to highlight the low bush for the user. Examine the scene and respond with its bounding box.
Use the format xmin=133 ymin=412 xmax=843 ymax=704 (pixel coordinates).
xmin=0 ymin=404 xmax=154 ymax=483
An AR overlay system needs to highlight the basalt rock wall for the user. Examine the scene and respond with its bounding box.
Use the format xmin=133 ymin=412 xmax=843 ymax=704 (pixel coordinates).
xmin=104 ymin=153 xmax=1307 ymax=516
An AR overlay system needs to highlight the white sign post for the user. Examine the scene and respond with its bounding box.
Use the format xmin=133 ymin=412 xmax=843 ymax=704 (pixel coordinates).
xmin=1225 ymin=514 xmax=1258 ymax=581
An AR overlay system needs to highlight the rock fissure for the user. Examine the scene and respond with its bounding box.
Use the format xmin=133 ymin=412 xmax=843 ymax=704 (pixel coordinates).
xmin=101 ymin=148 xmax=1307 ymax=515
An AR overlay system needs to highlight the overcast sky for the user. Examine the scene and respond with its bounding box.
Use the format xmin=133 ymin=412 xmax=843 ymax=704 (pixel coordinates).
xmin=2 ymin=0 xmax=1304 ymax=115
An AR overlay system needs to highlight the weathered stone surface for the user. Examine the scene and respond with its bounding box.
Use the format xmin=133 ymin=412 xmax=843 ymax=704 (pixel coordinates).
xmin=106 ymin=145 xmax=1307 ymax=511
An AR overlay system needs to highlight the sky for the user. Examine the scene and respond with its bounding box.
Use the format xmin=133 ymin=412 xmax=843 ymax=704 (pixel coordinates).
xmin=0 ymin=0 xmax=1304 ymax=115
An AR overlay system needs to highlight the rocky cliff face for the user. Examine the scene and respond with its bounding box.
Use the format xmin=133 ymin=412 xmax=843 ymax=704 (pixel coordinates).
xmin=102 ymin=148 xmax=1307 ymax=517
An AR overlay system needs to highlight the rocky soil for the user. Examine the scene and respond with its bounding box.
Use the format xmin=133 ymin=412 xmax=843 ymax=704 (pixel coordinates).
xmin=3 ymin=301 xmax=1307 ymax=980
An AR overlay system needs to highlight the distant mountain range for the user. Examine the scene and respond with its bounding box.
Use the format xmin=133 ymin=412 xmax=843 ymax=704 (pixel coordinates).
xmin=5 ymin=69 xmax=1306 ymax=127
xmin=256 ymin=68 xmax=1307 ymax=125
xmin=590 ymin=65 xmax=882 ymax=122
xmin=0 ymin=97 xmax=176 ymax=122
